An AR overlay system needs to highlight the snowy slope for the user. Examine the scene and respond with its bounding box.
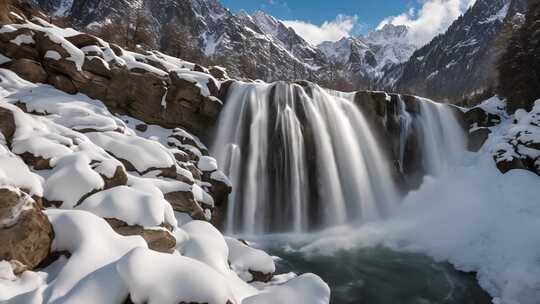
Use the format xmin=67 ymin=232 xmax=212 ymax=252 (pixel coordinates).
xmin=0 ymin=67 xmax=330 ymax=303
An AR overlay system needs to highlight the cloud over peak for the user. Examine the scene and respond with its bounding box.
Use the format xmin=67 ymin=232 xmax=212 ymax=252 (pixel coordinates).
xmin=377 ymin=0 xmax=477 ymax=47
xmin=282 ymin=15 xmax=359 ymax=46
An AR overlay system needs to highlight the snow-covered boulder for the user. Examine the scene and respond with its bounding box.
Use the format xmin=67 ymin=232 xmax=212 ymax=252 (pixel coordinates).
xmin=77 ymin=186 xmax=177 ymax=252
xmin=86 ymin=131 xmax=177 ymax=177
xmin=242 ymin=273 xmax=330 ymax=304
xmin=118 ymin=247 xmax=236 ymax=304
xmin=225 ymin=238 xmax=275 ymax=283
xmin=0 ymin=187 xmax=53 ymax=270
xmin=493 ymin=99 xmax=540 ymax=175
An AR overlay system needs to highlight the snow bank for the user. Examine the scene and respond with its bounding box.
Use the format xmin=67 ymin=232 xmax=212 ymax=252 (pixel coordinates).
xmin=0 ymin=147 xmax=43 ymax=197
xmin=44 ymin=152 xmax=105 ymax=208
xmin=0 ymin=261 xmax=46 ymax=302
xmin=117 ymin=247 xmax=236 ymax=304
xmin=35 ymin=210 xmax=147 ymax=303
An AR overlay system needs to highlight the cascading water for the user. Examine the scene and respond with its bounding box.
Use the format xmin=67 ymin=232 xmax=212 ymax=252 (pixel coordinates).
xmin=212 ymin=81 xmax=399 ymax=234
xmin=416 ymin=98 xmax=467 ymax=176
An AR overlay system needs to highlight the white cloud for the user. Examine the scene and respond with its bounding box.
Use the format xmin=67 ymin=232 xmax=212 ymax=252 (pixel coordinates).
xmin=377 ymin=0 xmax=477 ymax=47
xmin=282 ymin=15 xmax=358 ymax=46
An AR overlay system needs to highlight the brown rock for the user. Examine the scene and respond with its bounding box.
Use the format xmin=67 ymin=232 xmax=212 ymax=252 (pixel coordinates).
xmin=0 ymin=106 xmax=16 ymax=143
xmin=468 ymin=128 xmax=491 ymax=152
xmin=17 ymin=152 xmax=51 ymax=170
xmin=48 ymin=73 xmax=77 ymax=94
xmin=202 ymin=171 xmax=231 ymax=208
xmin=164 ymin=191 xmax=207 ymax=221
xmin=4 ymin=58 xmax=47 ymax=83
xmin=106 ymin=218 xmax=176 ymax=253
xmin=0 ymin=188 xmax=53 ymax=270
xmin=73 ymin=72 xmax=109 ymax=101
xmin=82 ymin=56 xmax=112 ymax=78
xmin=209 ymin=66 xmax=228 ymax=81
xmin=102 ymin=165 xmax=128 ymax=190
xmin=135 ymin=124 xmax=148 ymax=132
xmin=66 ymin=33 xmax=104 ymax=49
xmin=249 ymin=270 xmax=273 ymax=283
xmin=0 ymin=28 xmax=39 ymax=60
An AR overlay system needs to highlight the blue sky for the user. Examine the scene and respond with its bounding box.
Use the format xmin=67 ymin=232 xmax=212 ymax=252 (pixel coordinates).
xmin=221 ymin=0 xmax=418 ymax=34
xmin=220 ymin=0 xmax=476 ymax=46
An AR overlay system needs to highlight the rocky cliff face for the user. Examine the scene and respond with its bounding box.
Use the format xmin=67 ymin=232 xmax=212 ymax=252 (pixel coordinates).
xmin=387 ymin=0 xmax=528 ymax=103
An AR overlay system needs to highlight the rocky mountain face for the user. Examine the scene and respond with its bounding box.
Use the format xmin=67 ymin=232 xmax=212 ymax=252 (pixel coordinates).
xmin=386 ymin=0 xmax=528 ymax=104
xmin=319 ymin=24 xmax=416 ymax=89
xmin=29 ymin=0 xmax=417 ymax=91
xmin=29 ymin=0 xmax=528 ymax=103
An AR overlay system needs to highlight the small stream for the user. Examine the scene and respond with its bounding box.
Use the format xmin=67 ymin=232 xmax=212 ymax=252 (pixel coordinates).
xmin=252 ymin=236 xmax=491 ymax=304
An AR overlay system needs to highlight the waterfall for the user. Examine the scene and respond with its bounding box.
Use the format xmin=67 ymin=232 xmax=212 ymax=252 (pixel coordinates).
xmin=416 ymin=98 xmax=467 ymax=176
xmin=212 ymin=81 xmax=399 ymax=234
xmin=397 ymin=96 xmax=412 ymax=173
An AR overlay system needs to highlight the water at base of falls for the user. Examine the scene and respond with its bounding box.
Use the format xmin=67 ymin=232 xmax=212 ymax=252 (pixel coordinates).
xmin=253 ymin=235 xmax=491 ymax=304
xmin=212 ymin=81 xmax=400 ymax=234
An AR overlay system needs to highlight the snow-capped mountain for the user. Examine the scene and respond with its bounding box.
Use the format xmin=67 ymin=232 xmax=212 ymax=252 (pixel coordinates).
xmin=30 ymin=0 xmax=418 ymax=89
xmin=31 ymin=0 xmax=523 ymax=99
xmin=318 ymin=24 xmax=416 ymax=88
xmin=386 ymin=0 xmax=528 ymax=103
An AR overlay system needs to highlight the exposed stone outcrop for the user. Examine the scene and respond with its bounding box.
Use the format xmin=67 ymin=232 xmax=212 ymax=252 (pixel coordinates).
xmin=1 ymin=58 xmax=47 ymax=83
xmin=106 ymin=218 xmax=176 ymax=253
xmin=0 ymin=19 xmax=227 ymax=137
xmin=164 ymin=191 xmax=207 ymax=221
xmin=0 ymin=187 xmax=53 ymax=270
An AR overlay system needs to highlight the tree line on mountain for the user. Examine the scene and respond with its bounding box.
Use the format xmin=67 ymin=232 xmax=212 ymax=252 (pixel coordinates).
xmin=497 ymin=0 xmax=540 ymax=113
